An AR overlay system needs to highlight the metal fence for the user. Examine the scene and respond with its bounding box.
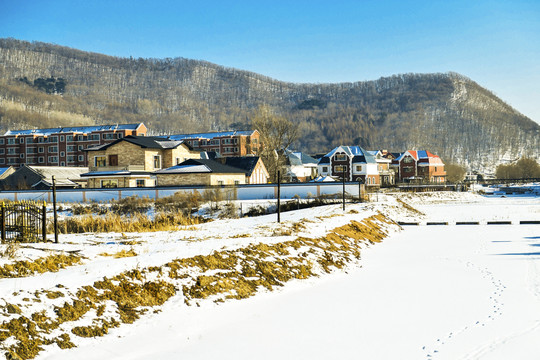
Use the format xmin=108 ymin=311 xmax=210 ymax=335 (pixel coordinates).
xmin=1 ymin=201 xmax=47 ymax=243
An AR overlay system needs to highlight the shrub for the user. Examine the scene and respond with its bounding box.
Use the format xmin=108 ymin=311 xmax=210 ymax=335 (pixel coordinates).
xmin=155 ymin=191 xmax=202 ymax=214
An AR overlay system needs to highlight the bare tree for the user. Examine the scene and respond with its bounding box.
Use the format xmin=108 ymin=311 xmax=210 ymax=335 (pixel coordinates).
xmin=250 ymin=105 xmax=299 ymax=182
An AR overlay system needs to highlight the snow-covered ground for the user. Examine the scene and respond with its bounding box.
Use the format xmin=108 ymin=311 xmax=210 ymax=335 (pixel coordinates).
xmin=1 ymin=191 xmax=539 ymax=359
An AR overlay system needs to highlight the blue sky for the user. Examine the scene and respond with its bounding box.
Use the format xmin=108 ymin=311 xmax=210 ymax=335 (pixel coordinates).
xmin=1 ymin=0 xmax=539 ymax=123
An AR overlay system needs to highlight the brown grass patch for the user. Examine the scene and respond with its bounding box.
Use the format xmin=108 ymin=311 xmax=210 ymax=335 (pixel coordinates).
xmin=0 ymin=254 xmax=83 ymax=278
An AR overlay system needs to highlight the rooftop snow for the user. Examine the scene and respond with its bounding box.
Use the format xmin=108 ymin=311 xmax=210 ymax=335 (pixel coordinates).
xmin=4 ymin=123 xmax=144 ymax=136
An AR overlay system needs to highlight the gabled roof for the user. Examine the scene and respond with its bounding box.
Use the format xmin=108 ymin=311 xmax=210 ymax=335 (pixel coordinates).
xmin=284 ymin=150 xmax=318 ymax=166
xmin=396 ymin=150 xmax=441 ymax=162
xmin=218 ymin=157 xmax=261 ymax=177
xmin=4 ymin=123 xmax=145 ymax=136
xmin=164 ymin=130 xmax=257 ymax=141
xmin=86 ymin=135 xmax=190 ymax=151
xmin=26 ymin=165 xmax=89 ymax=180
xmin=318 ymin=146 xmax=377 ymax=164
xmin=154 ymin=159 xmax=246 ymax=175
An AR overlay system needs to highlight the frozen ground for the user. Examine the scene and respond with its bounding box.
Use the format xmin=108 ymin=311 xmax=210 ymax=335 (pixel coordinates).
xmin=1 ymin=191 xmax=539 ymax=359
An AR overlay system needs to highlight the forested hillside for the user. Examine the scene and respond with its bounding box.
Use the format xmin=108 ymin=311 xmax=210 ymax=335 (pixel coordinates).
xmin=0 ymin=38 xmax=538 ymax=172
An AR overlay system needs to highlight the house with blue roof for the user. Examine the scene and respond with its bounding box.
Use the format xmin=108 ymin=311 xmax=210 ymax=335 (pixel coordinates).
xmin=317 ymin=146 xmax=381 ymax=185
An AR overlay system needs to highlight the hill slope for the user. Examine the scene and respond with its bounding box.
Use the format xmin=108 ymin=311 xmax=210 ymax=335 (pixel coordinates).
xmin=0 ymin=38 xmax=538 ymax=172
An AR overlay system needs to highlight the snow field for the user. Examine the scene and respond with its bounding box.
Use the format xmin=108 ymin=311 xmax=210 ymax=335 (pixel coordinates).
xmin=0 ymin=191 xmax=538 ymax=359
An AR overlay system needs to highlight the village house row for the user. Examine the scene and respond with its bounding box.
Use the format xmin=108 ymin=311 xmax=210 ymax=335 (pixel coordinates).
xmin=0 ymin=123 xmax=446 ymax=190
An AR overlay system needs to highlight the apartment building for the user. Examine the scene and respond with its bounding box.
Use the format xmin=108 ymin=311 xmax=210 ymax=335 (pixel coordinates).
xmin=0 ymin=123 xmax=147 ymax=167
xmin=165 ymin=130 xmax=261 ymax=157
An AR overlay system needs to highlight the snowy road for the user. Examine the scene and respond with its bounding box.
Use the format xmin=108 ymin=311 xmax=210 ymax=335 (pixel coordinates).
xmin=43 ymin=223 xmax=540 ymax=360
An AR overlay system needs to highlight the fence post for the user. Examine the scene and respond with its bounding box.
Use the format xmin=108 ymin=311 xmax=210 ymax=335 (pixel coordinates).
xmin=42 ymin=202 xmax=47 ymax=243
xmin=1 ymin=202 xmax=5 ymax=243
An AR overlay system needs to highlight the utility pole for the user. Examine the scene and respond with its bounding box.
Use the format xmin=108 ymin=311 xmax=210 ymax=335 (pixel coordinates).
xmin=52 ymin=176 xmax=58 ymax=244
xmin=277 ymin=170 xmax=281 ymax=223
xmin=342 ymin=167 xmax=346 ymax=211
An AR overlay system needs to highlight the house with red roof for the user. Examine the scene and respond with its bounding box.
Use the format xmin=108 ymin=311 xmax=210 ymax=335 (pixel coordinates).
xmin=395 ymin=150 xmax=446 ymax=183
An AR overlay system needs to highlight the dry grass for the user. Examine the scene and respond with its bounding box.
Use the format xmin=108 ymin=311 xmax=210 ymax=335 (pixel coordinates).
xmin=0 ymin=213 xmax=397 ymax=359
xmin=0 ymin=254 xmax=83 ymax=278
xmin=99 ymin=249 xmax=138 ymax=258
xmin=52 ymin=212 xmax=206 ymax=234
xmin=396 ymin=198 xmax=426 ymax=216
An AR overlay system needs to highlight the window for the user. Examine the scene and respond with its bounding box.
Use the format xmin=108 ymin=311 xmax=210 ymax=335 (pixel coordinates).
xmin=78 ymin=155 xmax=84 ymax=161
xmin=7 ymin=158 xmax=17 ymax=164
xmin=26 ymin=138 xmax=34 ymax=144
xmin=48 ymin=146 xmax=58 ymax=153
xmin=67 ymin=145 xmax=76 ymax=152
xmin=0 ymin=159 xmax=4 ymax=164
xmin=0 ymin=139 xmax=4 ymax=145
xmin=217 ymin=180 xmax=224 ymax=186
xmin=356 ymin=165 xmax=362 ymax=172
xmin=66 ymin=135 xmax=73 ymax=142
xmin=7 ymin=148 xmax=17 ymax=155
xmin=60 ymin=162 xmax=65 ymax=166
xmin=153 ymin=155 xmax=161 ymax=169
xmin=334 ymin=165 xmax=347 ymax=173
xmin=0 ymin=149 xmax=4 ymax=155
xmin=404 ymin=156 xmax=414 ymax=164
xmin=322 ymin=166 xmax=328 ymax=173
xmin=7 ymin=138 xmax=15 ymax=145
xmin=67 ymin=155 xmax=75 ymax=162
xmin=20 ymin=154 xmax=24 ymax=158
xmin=234 ymin=180 xmax=240 ymax=185
xmin=335 ymin=154 xmax=347 ymax=161
xmin=60 ymin=135 xmax=64 ymax=142
xmin=91 ymin=134 xmax=100 ymax=140
xmin=94 ymin=156 xmax=106 ymax=167
xmin=136 ymin=179 xmax=145 ymax=188
xmin=38 ymin=157 xmax=44 ymax=163
xmin=103 ymin=133 xmax=115 ymax=140
xmin=403 ymin=166 xmax=414 ymax=173
xmin=101 ymin=179 xmax=118 ymax=188
xmin=117 ymin=133 xmax=123 ymax=138
xmin=27 ymin=157 xmax=36 ymax=164
xmin=48 ymin=156 xmax=58 ymax=163
xmin=27 ymin=147 xmax=36 ymax=154
xmin=109 ymin=154 xmax=118 ymax=166
xmin=38 ymin=147 xmax=44 ymax=153
xmin=38 ymin=137 xmax=44 ymax=143
xmin=19 ymin=138 xmax=25 ymax=144
xmin=78 ymin=145 xmax=84 ymax=151
xmin=50 ymin=136 xmax=58 ymax=143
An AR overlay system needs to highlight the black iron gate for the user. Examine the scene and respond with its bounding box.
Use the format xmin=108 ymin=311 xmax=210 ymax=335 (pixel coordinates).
xmin=1 ymin=201 xmax=47 ymax=243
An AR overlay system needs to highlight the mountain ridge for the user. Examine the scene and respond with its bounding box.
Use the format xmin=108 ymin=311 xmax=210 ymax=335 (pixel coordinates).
xmin=0 ymin=38 xmax=538 ymax=173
